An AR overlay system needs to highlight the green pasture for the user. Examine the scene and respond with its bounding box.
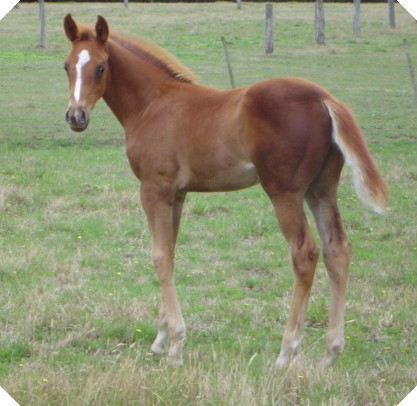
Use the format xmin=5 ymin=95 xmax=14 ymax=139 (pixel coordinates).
xmin=0 ymin=2 xmax=416 ymax=405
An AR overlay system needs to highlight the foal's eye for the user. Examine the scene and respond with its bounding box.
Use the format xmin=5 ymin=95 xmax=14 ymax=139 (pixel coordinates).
xmin=97 ymin=64 xmax=105 ymax=74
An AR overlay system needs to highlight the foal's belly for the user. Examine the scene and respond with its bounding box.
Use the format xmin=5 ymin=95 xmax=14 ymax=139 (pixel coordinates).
xmin=184 ymin=160 xmax=259 ymax=192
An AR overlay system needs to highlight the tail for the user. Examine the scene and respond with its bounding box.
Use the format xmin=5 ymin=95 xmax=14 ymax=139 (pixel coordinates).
xmin=324 ymin=98 xmax=388 ymax=215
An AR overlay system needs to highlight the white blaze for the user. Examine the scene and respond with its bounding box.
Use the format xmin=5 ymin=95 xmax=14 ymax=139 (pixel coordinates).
xmin=74 ymin=50 xmax=91 ymax=103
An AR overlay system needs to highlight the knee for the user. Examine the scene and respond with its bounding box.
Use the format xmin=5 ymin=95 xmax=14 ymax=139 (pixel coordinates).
xmin=152 ymin=250 xmax=165 ymax=268
xmin=152 ymin=248 xmax=172 ymax=270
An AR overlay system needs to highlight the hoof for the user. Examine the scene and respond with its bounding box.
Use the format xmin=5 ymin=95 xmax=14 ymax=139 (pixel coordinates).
xmin=322 ymin=344 xmax=343 ymax=368
xmin=275 ymin=355 xmax=290 ymax=370
xmin=167 ymin=343 xmax=184 ymax=367
xmin=167 ymin=355 xmax=183 ymax=367
xmin=151 ymin=342 xmax=167 ymax=355
xmin=276 ymin=339 xmax=301 ymax=369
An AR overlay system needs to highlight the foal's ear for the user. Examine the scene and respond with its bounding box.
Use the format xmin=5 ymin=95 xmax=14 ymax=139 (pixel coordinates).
xmin=64 ymin=14 xmax=79 ymax=42
xmin=95 ymin=15 xmax=109 ymax=44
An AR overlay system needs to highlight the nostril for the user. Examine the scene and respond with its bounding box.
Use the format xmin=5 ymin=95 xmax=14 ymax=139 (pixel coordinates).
xmin=65 ymin=109 xmax=78 ymax=126
xmin=79 ymin=110 xmax=86 ymax=125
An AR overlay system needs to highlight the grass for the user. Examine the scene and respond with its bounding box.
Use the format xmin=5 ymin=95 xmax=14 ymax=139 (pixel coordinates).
xmin=1 ymin=2 xmax=417 ymax=405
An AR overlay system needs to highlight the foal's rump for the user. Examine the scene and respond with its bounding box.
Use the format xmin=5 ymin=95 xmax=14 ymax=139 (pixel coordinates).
xmin=243 ymin=77 xmax=388 ymax=214
xmin=243 ymin=77 xmax=335 ymax=193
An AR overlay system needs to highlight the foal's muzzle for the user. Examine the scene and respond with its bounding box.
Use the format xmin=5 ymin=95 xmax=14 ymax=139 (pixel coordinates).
xmin=65 ymin=107 xmax=89 ymax=132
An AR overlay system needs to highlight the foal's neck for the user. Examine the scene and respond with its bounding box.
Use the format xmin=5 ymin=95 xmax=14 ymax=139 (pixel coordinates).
xmin=103 ymin=40 xmax=169 ymax=128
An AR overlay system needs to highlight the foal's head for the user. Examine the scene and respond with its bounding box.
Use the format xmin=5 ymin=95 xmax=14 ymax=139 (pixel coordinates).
xmin=63 ymin=14 xmax=109 ymax=132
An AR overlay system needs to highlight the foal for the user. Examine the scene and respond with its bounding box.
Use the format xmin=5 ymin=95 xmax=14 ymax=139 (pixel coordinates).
xmin=63 ymin=15 xmax=388 ymax=368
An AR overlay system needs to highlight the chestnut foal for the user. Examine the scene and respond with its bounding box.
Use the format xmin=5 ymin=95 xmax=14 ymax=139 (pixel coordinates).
xmin=63 ymin=15 xmax=388 ymax=368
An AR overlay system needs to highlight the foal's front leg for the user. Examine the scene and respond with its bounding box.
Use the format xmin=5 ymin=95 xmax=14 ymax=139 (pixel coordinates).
xmin=140 ymin=183 xmax=186 ymax=365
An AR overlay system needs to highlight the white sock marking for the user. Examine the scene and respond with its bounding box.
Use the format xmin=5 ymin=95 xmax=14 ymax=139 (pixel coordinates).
xmin=74 ymin=50 xmax=91 ymax=103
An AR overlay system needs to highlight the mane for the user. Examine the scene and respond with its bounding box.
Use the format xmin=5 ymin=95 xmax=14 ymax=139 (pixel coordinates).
xmin=76 ymin=25 xmax=199 ymax=84
xmin=110 ymin=31 xmax=199 ymax=84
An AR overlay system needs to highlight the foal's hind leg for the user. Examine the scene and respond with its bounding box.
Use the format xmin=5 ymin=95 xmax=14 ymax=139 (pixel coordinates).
xmin=306 ymin=148 xmax=352 ymax=367
xmin=267 ymin=193 xmax=320 ymax=369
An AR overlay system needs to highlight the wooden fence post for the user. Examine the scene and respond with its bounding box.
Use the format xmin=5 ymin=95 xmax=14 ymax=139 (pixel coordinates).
xmin=221 ymin=36 xmax=235 ymax=89
xmin=39 ymin=0 xmax=46 ymax=48
xmin=315 ymin=0 xmax=325 ymax=45
xmin=353 ymin=0 xmax=361 ymax=36
xmin=124 ymin=0 xmax=128 ymax=8
xmin=236 ymin=0 xmax=242 ymax=10
xmin=265 ymin=4 xmax=274 ymax=54
xmin=403 ymin=39 xmax=417 ymax=108
xmin=388 ymin=0 xmax=395 ymax=29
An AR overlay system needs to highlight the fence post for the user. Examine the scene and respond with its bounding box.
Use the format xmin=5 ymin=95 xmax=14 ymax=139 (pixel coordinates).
xmin=315 ymin=0 xmax=325 ymax=45
xmin=265 ymin=4 xmax=273 ymax=54
xmin=39 ymin=0 xmax=46 ymax=48
xmin=388 ymin=0 xmax=395 ymax=29
xmin=236 ymin=0 xmax=242 ymax=10
xmin=124 ymin=0 xmax=128 ymax=8
xmin=353 ymin=0 xmax=361 ymax=36
xmin=221 ymin=36 xmax=235 ymax=89
xmin=403 ymin=39 xmax=417 ymax=108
